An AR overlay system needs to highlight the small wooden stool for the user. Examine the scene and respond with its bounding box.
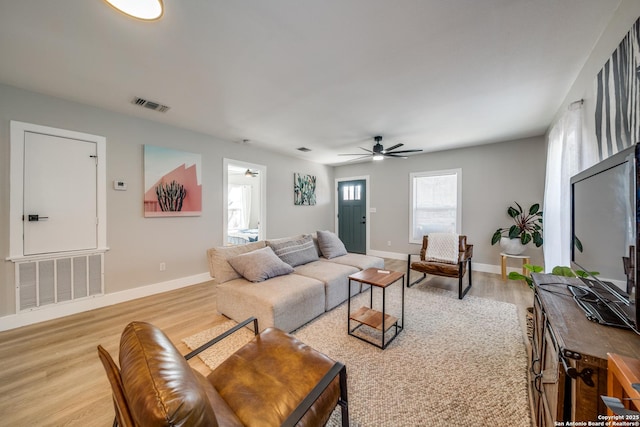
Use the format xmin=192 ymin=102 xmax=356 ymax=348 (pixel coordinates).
xmin=500 ymin=252 xmax=530 ymax=280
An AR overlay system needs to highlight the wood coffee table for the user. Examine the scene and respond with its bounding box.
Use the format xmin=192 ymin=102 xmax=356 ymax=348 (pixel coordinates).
xmin=347 ymin=268 xmax=405 ymax=349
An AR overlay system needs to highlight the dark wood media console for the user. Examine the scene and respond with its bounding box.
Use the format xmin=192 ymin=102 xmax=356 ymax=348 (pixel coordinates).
xmin=530 ymin=273 xmax=640 ymax=425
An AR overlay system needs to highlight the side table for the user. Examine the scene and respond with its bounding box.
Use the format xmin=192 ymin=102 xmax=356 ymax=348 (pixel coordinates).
xmin=500 ymin=252 xmax=530 ymax=280
xmin=347 ymin=268 xmax=404 ymax=349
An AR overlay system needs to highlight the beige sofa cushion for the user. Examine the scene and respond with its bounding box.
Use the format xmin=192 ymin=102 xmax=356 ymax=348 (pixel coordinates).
xmin=207 ymin=241 xmax=266 ymax=284
xmin=216 ymin=274 xmax=325 ymax=333
xmin=294 ymin=261 xmax=359 ymax=311
xmin=322 ymin=253 xmax=384 ymax=271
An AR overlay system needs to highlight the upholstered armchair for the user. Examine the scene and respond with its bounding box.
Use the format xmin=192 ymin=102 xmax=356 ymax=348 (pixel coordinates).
xmin=97 ymin=317 xmax=349 ymax=427
xmin=407 ymin=234 xmax=473 ymax=299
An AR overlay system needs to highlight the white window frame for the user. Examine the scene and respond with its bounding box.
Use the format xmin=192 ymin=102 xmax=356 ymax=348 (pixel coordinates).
xmin=409 ymin=168 xmax=462 ymax=244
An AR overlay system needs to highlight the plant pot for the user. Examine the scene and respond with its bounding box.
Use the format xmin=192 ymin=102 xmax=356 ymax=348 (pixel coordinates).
xmin=500 ymin=237 xmax=527 ymax=255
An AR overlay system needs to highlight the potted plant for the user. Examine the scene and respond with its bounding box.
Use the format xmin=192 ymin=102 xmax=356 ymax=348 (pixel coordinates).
xmin=508 ymin=264 xmax=598 ymax=289
xmin=507 ymin=264 xmax=598 ymax=340
xmin=491 ymin=202 xmax=543 ymax=255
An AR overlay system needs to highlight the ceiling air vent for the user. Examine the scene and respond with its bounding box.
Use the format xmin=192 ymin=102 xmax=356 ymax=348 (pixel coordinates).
xmin=297 ymin=147 xmax=312 ymax=152
xmin=132 ymin=97 xmax=170 ymax=113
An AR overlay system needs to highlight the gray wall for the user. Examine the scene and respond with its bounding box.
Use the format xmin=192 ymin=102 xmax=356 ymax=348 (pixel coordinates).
xmin=334 ymin=137 xmax=547 ymax=267
xmin=0 ymin=83 xmax=334 ymax=317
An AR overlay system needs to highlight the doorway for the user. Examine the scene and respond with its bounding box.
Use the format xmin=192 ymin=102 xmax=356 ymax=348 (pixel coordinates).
xmin=223 ymin=159 xmax=266 ymax=245
xmin=336 ymin=178 xmax=368 ymax=254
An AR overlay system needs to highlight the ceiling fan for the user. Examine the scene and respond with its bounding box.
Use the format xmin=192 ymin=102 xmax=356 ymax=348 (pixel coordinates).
xmin=339 ymin=136 xmax=423 ymax=161
xmin=244 ymin=169 xmax=259 ymax=177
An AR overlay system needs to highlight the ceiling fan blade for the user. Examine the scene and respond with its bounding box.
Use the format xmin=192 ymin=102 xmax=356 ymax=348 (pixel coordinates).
xmin=384 ymin=153 xmax=408 ymax=159
xmin=339 ymin=147 xmax=374 ymax=156
xmin=345 ymin=155 xmax=372 ymax=162
xmin=387 ymin=149 xmax=423 ymax=154
xmin=384 ymin=143 xmax=403 ymax=153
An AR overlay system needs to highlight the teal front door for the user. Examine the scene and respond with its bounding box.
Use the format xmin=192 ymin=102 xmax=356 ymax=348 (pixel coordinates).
xmin=338 ymin=180 xmax=366 ymax=254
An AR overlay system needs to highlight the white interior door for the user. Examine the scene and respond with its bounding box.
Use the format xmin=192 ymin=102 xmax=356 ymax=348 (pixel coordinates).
xmin=23 ymin=132 xmax=98 ymax=255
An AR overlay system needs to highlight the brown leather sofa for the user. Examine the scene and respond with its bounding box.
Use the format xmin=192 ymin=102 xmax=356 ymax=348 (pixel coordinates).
xmin=98 ymin=318 xmax=349 ymax=426
xmin=407 ymin=234 xmax=473 ymax=299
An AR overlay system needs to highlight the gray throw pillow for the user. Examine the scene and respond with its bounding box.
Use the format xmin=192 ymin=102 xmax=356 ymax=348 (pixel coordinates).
xmin=316 ymin=230 xmax=348 ymax=259
xmin=227 ymin=247 xmax=294 ymax=282
xmin=267 ymin=235 xmax=319 ymax=267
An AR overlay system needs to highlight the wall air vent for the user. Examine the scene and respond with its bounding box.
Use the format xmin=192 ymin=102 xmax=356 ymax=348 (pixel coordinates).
xmin=16 ymin=253 xmax=104 ymax=311
xmin=131 ymin=97 xmax=170 ymax=113
xmin=297 ymin=147 xmax=312 ymax=152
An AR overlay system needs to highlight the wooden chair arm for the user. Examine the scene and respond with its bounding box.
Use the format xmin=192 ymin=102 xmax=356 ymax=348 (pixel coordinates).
xmin=407 ymin=253 xmax=421 ymax=263
xmin=462 ymin=244 xmax=473 ymax=261
xmin=184 ymin=317 xmax=259 ymax=360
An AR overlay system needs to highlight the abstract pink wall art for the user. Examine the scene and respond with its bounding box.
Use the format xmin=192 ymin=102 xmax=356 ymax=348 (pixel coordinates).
xmin=144 ymin=145 xmax=202 ymax=217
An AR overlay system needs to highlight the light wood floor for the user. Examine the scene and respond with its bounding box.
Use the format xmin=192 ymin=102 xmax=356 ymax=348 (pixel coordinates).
xmin=0 ymin=260 xmax=533 ymax=426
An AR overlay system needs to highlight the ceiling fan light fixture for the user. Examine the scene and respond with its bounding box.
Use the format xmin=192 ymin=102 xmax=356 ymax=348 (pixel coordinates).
xmin=245 ymin=169 xmax=253 ymax=177
xmin=338 ymin=135 xmax=423 ymax=161
xmin=104 ymin=0 xmax=164 ymax=21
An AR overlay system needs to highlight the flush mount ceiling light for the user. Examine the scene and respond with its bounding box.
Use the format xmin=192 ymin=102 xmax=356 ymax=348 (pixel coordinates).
xmin=104 ymin=0 xmax=164 ymax=21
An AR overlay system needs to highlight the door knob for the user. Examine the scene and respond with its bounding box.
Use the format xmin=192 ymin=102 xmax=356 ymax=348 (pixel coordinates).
xmin=27 ymin=214 xmax=49 ymax=222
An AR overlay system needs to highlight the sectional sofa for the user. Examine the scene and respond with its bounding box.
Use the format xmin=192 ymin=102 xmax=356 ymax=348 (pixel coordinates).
xmin=207 ymin=231 xmax=384 ymax=332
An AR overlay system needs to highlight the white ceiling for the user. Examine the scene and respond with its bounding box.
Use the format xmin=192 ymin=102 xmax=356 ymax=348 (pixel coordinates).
xmin=0 ymin=1 xmax=622 ymax=165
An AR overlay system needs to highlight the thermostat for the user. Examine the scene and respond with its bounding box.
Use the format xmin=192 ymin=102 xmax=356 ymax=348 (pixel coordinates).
xmin=113 ymin=180 xmax=127 ymax=191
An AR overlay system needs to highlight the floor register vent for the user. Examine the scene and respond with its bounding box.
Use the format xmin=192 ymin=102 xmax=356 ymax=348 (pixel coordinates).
xmin=16 ymin=253 xmax=104 ymax=311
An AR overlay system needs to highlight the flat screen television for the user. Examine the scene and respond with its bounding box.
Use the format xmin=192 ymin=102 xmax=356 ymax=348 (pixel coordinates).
xmin=570 ymin=143 xmax=639 ymax=333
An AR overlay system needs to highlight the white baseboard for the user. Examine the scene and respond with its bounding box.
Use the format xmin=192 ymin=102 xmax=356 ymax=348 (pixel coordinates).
xmin=0 ymin=272 xmax=211 ymax=332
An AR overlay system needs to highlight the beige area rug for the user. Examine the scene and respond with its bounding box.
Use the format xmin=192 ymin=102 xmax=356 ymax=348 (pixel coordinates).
xmin=183 ymin=283 xmax=531 ymax=426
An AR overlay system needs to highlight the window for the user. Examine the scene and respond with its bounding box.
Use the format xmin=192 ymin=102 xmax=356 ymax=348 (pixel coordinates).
xmin=409 ymin=169 xmax=462 ymax=244
xmin=341 ymin=183 xmax=362 ymax=201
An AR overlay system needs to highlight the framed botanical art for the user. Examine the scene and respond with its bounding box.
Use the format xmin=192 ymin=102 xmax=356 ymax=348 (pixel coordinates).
xmin=144 ymin=145 xmax=202 ymax=217
xmin=294 ymin=173 xmax=316 ymax=206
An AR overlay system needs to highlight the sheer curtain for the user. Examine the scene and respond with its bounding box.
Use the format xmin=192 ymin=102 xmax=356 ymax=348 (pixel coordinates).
xmin=241 ymin=185 xmax=252 ymax=228
xmin=228 ymin=184 xmax=252 ymax=229
xmin=543 ymin=104 xmax=584 ymax=270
